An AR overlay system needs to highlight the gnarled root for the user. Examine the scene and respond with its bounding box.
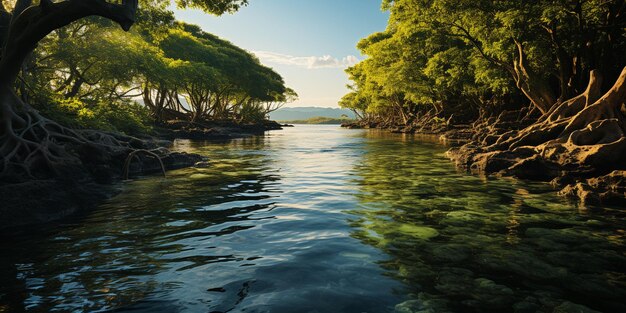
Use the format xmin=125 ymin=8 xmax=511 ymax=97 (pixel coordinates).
xmin=448 ymin=67 xmax=626 ymax=204
xmin=0 ymin=88 xmax=170 ymax=185
xmin=122 ymin=149 xmax=166 ymax=180
xmin=0 ymin=96 xmax=104 ymax=183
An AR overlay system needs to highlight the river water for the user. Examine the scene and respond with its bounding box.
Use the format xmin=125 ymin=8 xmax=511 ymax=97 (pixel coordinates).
xmin=0 ymin=125 xmax=624 ymax=313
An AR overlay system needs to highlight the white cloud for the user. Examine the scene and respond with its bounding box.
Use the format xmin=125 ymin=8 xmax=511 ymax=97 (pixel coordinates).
xmin=253 ymin=51 xmax=360 ymax=69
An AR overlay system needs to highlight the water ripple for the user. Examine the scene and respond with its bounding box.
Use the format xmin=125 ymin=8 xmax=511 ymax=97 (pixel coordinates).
xmin=0 ymin=125 xmax=624 ymax=313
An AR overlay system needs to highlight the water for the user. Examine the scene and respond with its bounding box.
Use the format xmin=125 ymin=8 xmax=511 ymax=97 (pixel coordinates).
xmin=0 ymin=125 xmax=624 ymax=313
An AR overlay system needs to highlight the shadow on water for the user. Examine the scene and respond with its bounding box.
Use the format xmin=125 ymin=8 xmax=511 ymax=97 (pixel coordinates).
xmin=0 ymin=137 xmax=281 ymax=313
xmin=348 ymin=131 xmax=626 ymax=312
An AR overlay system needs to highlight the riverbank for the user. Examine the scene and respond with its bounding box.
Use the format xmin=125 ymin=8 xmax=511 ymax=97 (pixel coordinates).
xmin=342 ymin=111 xmax=626 ymax=206
xmin=154 ymin=119 xmax=285 ymax=140
xmin=0 ymin=119 xmax=284 ymax=230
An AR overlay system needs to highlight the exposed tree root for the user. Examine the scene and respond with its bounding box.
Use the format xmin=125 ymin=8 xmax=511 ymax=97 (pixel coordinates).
xmin=122 ymin=149 xmax=166 ymax=180
xmin=1 ymin=91 xmax=125 ymax=183
xmin=448 ymin=67 xmax=626 ymax=204
xmin=0 ymin=87 xmax=192 ymax=186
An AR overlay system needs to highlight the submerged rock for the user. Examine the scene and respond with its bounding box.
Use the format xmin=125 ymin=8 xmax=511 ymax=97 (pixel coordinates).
xmin=393 ymin=293 xmax=454 ymax=313
xmin=559 ymin=170 xmax=626 ymax=205
xmin=441 ymin=210 xmax=487 ymax=227
xmin=396 ymin=224 xmax=440 ymax=240
xmin=553 ymin=301 xmax=602 ymax=313
xmin=434 ymin=268 xmax=475 ymax=296
xmin=513 ymin=297 xmax=542 ymax=313
xmin=394 ymin=300 xmax=424 ymax=313
xmin=467 ymin=278 xmax=515 ymax=309
xmin=431 ymin=244 xmax=472 ymax=263
xmin=476 ymin=249 xmax=568 ymax=280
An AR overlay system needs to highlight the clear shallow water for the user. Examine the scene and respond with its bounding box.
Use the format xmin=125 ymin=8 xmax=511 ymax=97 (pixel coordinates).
xmin=0 ymin=125 xmax=624 ymax=313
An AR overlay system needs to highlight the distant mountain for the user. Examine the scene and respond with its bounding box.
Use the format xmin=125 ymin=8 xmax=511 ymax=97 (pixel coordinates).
xmin=278 ymin=117 xmax=355 ymax=125
xmin=269 ymin=107 xmax=356 ymax=121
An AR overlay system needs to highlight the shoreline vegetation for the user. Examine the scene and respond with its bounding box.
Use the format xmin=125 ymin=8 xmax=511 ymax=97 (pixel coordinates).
xmin=0 ymin=0 xmax=296 ymax=229
xmin=340 ymin=1 xmax=626 ymax=205
xmin=0 ymin=0 xmax=624 ymax=228
xmin=278 ymin=116 xmax=355 ymax=125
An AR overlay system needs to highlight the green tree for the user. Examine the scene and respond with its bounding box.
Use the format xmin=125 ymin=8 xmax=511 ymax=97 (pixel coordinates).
xmin=345 ymin=0 xmax=625 ymax=123
xmin=0 ymin=0 xmax=249 ymax=182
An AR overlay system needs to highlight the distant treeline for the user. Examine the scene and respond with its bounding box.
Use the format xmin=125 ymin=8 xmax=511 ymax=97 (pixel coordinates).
xmin=270 ymin=107 xmax=356 ymax=121
xmin=279 ymin=116 xmax=355 ymax=125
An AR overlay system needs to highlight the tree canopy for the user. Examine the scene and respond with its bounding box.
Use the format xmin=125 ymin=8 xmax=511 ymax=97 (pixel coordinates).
xmin=2 ymin=0 xmax=294 ymax=132
xmin=342 ymin=0 xmax=626 ymax=123
xmin=0 ymin=0 xmax=299 ymax=184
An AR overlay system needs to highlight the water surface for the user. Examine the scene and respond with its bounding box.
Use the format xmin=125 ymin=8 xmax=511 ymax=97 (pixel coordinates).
xmin=1 ymin=125 xmax=624 ymax=312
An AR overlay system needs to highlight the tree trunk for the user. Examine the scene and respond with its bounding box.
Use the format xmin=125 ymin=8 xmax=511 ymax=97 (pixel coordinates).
xmin=512 ymin=41 xmax=557 ymax=114
xmin=0 ymin=0 xmax=139 ymax=183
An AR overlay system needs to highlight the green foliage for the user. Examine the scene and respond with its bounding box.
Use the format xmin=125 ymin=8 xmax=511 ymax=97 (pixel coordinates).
xmin=279 ymin=116 xmax=355 ymax=125
xmin=22 ymin=0 xmax=296 ymax=134
xmin=343 ymin=0 xmax=626 ymax=124
xmin=35 ymin=94 xmax=153 ymax=135
xmin=173 ymin=0 xmax=248 ymax=15
xmin=96 ymin=101 xmax=154 ymax=135
xmin=238 ymin=101 xmax=267 ymax=123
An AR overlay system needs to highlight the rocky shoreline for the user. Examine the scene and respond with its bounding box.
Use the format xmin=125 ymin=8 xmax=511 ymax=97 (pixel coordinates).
xmin=342 ymin=113 xmax=626 ymax=206
xmin=154 ymin=119 xmax=285 ymax=141
xmin=0 ymin=120 xmax=284 ymax=231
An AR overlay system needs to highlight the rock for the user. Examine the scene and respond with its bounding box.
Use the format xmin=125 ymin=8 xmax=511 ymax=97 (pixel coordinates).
xmin=396 ymin=224 xmax=440 ymax=240
xmin=400 ymin=293 xmax=454 ymax=313
xmin=443 ymin=84 xmax=626 ymax=204
xmin=434 ymin=268 xmax=475 ymax=296
xmin=0 ymin=180 xmax=115 ymax=230
xmin=442 ymin=210 xmax=487 ymax=227
xmin=558 ymin=183 xmax=601 ymax=205
xmin=194 ymin=160 xmax=212 ymax=168
xmin=562 ymin=274 xmax=626 ymax=300
xmin=525 ymin=227 xmax=601 ymax=245
xmin=160 ymin=152 xmax=206 ymax=172
xmin=470 ymin=151 xmax=517 ymax=173
xmin=533 ymin=290 xmax=564 ymax=308
xmin=527 ymin=237 xmax=568 ymax=251
xmin=431 ymin=244 xmax=472 ymax=263
xmin=559 ymin=171 xmax=626 ymax=205
xmin=449 ymin=234 xmax=499 ymax=248
xmin=475 ymin=249 xmax=568 ymax=280
xmin=545 ymin=251 xmax=607 ymax=272
xmin=394 ymin=300 xmax=424 ymax=313
xmin=469 ymin=278 xmax=515 ymax=309
xmin=513 ymin=297 xmax=541 ymax=313
xmin=189 ymin=173 xmax=212 ymax=180
xmin=434 ymin=268 xmax=515 ymax=310
xmin=553 ymin=301 xmax=602 ymax=313
xmin=504 ymin=155 xmax=561 ymax=181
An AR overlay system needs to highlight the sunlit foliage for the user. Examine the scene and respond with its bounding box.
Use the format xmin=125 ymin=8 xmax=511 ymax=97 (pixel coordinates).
xmin=342 ymin=0 xmax=626 ymax=123
xmin=18 ymin=2 xmax=295 ymax=133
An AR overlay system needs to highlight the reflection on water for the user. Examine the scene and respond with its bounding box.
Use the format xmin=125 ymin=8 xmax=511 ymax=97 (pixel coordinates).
xmin=350 ymin=131 xmax=626 ymax=312
xmin=0 ymin=125 xmax=624 ymax=313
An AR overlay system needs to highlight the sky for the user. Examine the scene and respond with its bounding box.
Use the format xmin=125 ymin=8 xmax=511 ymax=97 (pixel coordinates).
xmin=172 ymin=0 xmax=389 ymax=108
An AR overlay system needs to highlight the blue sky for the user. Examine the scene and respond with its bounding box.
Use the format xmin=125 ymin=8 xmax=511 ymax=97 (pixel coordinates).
xmin=172 ymin=0 xmax=389 ymax=108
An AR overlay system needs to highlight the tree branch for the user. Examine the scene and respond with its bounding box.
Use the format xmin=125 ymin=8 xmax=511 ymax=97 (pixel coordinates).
xmin=0 ymin=0 xmax=138 ymax=85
